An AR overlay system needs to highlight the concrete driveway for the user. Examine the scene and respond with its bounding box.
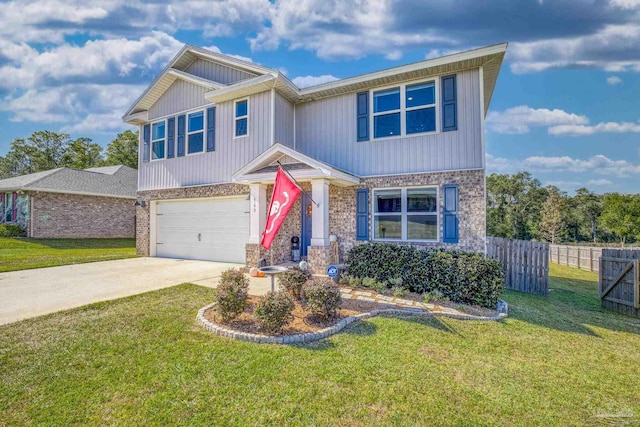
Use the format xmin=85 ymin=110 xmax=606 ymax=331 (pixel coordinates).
xmin=0 ymin=257 xmax=274 ymax=326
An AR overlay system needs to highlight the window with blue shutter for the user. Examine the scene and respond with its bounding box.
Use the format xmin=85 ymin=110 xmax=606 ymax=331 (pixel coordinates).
xmin=167 ymin=117 xmax=175 ymax=158
xmin=206 ymin=107 xmax=216 ymax=152
xmin=356 ymin=188 xmax=369 ymax=240
xmin=441 ymin=75 xmax=457 ymax=132
xmin=142 ymin=124 xmax=150 ymax=163
xmin=443 ymin=184 xmax=459 ymax=243
xmin=176 ymin=114 xmax=186 ymax=157
xmin=356 ymin=91 xmax=369 ymax=142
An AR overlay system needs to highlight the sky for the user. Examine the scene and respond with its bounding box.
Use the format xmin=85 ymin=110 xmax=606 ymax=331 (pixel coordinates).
xmin=0 ymin=0 xmax=638 ymax=194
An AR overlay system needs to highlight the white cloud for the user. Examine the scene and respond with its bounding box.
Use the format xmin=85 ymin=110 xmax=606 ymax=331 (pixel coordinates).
xmin=587 ymin=179 xmax=614 ymax=186
xmin=548 ymin=121 xmax=640 ymax=136
xmin=486 ymin=105 xmax=589 ymax=134
xmin=292 ymin=74 xmax=339 ymax=88
xmin=607 ymin=75 xmax=623 ymax=85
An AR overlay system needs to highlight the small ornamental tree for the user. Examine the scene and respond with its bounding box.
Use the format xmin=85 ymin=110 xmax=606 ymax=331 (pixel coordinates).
xmin=214 ymin=269 xmax=249 ymax=321
xmin=278 ymin=267 xmax=311 ymax=301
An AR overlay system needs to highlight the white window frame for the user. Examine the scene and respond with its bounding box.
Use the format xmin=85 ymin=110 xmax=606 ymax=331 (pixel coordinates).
xmin=370 ymin=79 xmax=439 ymax=141
xmin=150 ymin=119 xmax=166 ymax=161
xmin=372 ymin=186 xmax=439 ymax=242
xmin=234 ymin=98 xmax=249 ymax=139
xmin=186 ymin=109 xmax=206 ymax=156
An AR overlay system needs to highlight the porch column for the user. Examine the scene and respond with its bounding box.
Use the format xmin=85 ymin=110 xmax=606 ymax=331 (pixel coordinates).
xmin=248 ymin=183 xmax=267 ymax=244
xmin=310 ymin=179 xmax=330 ymax=246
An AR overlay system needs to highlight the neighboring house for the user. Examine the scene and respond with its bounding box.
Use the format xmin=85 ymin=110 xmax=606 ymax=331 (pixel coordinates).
xmin=123 ymin=43 xmax=507 ymax=273
xmin=0 ymin=165 xmax=137 ymax=238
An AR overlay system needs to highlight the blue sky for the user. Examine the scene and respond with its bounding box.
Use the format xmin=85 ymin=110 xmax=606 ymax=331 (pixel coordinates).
xmin=0 ymin=0 xmax=638 ymax=193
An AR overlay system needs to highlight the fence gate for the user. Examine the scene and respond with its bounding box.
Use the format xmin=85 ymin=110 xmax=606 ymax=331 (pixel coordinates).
xmin=600 ymin=249 xmax=640 ymax=318
xmin=487 ymin=237 xmax=549 ymax=296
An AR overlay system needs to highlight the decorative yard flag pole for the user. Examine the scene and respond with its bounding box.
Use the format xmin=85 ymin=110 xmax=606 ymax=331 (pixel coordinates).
xmin=260 ymin=167 xmax=302 ymax=252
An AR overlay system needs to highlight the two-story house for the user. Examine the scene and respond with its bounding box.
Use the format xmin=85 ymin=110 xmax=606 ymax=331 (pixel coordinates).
xmin=123 ymin=43 xmax=507 ymax=273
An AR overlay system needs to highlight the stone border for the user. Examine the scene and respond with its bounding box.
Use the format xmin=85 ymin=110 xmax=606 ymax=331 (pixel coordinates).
xmin=196 ymin=298 xmax=508 ymax=345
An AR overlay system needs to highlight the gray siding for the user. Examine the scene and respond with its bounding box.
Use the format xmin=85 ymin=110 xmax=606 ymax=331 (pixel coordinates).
xmin=149 ymin=80 xmax=209 ymax=120
xmin=294 ymin=69 xmax=483 ymax=176
xmin=139 ymin=91 xmax=272 ymax=190
xmin=186 ymin=59 xmax=257 ymax=85
xmin=274 ymin=91 xmax=294 ymax=148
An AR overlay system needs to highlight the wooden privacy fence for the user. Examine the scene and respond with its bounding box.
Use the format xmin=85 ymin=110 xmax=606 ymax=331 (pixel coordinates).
xmin=599 ymin=249 xmax=640 ymax=318
xmin=487 ymin=237 xmax=549 ymax=296
xmin=549 ymin=245 xmax=603 ymax=272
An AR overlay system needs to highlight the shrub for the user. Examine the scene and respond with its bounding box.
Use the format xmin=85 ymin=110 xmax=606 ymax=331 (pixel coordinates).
xmin=254 ymin=291 xmax=295 ymax=333
xmin=361 ymin=277 xmax=386 ymax=292
xmin=214 ymin=269 xmax=249 ymax=321
xmin=346 ymin=243 xmax=504 ymax=308
xmin=0 ymin=224 xmax=25 ymax=237
xmin=303 ymin=278 xmax=342 ymax=319
xmin=278 ymin=267 xmax=311 ymax=300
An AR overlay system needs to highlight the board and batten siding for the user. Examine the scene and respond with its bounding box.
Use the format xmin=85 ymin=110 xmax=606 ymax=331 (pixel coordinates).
xmin=294 ymin=69 xmax=483 ymax=176
xmin=149 ymin=80 xmax=210 ymax=120
xmin=274 ymin=91 xmax=294 ymax=148
xmin=139 ymin=90 xmax=272 ymax=190
xmin=185 ymin=59 xmax=257 ymax=85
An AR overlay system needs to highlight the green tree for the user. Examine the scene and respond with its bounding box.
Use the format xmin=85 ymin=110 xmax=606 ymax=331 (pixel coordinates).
xmin=0 ymin=131 xmax=71 ymax=177
xmin=104 ymin=130 xmax=138 ymax=169
xmin=600 ymin=193 xmax=640 ymax=247
xmin=574 ymin=187 xmax=603 ymax=243
xmin=64 ymin=137 xmax=104 ymax=169
xmin=539 ymin=186 xmax=567 ymax=243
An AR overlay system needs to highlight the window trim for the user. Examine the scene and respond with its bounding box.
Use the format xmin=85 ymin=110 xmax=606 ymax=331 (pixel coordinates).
xmin=186 ymin=109 xmax=206 ymax=156
xmin=369 ymin=78 xmax=439 ymax=141
xmin=3 ymin=192 xmax=14 ymax=223
xmin=234 ymin=97 xmax=249 ymax=139
xmin=371 ymin=186 xmax=439 ymax=242
xmin=150 ymin=119 xmax=167 ymax=161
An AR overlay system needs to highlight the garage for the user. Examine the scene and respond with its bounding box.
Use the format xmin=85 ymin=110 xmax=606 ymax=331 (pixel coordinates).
xmin=155 ymin=197 xmax=250 ymax=263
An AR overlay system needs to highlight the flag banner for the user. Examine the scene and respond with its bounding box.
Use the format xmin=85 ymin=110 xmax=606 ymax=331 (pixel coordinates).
xmin=261 ymin=167 xmax=302 ymax=250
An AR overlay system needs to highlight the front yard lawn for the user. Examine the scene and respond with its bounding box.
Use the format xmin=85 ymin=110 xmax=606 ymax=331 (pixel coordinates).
xmin=0 ymin=238 xmax=136 ymax=272
xmin=0 ymin=264 xmax=639 ymax=425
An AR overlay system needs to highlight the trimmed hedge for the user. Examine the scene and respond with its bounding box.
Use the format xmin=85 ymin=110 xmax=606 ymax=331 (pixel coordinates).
xmin=303 ymin=278 xmax=342 ymax=319
xmin=214 ymin=269 xmax=250 ymax=321
xmin=346 ymin=243 xmax=504 ymax=308
xmin=0 ymin=224 xmax=25 ymax=237
xmin=278 ymin=267 xmax=312 ymax=301
xmin=255 ymin=291 xmax=295 ymax=333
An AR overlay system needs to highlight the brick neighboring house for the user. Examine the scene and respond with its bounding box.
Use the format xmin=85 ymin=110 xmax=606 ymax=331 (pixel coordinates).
xmin=0 ymin=165 xmax=137 ymax=238
xmin=124 ymin=43 xmax=507 ymax=273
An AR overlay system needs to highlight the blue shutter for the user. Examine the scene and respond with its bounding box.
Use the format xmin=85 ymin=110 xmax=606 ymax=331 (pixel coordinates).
xmin=176 ymin=114 xmax=186 ymax=157
xmin=142 ymin=124 xmax=150 ymax=163
xmin=441 ymin=75 xmax=457 ymax=132
xmin=206 ymin=107 xmax=216 ymax=152
xmin=443 ymin=184 xmax=459 ymax=243
xmin=356 ymin=91 xmax=369 ymax=142
xmin=356 ymin=188 xmax=369 ymax=240
xmin=166 ymin=117 xmax=175 ymax=159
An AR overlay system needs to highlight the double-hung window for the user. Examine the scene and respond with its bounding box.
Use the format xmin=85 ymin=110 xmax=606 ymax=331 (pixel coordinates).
xmin=372 ymin=80 xmax=436 ymax=139
xmin=151 ymin=121 xmax=166 ymax=160
xmin=3 ymin=192 xmax=13 ymax=223
xmin=187 ymin=111 xmax=204 ymax=154
xmin=235 ymin=99 xmax=248 ymax=137
xmin=373 ymin=187 xmax=438 ymax=241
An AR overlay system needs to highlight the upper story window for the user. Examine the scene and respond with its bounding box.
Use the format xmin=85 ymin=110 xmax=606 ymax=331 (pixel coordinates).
xmin=235 ymin=99 xmax=248 ymax=137
xmin=188 ymin=111 xmax=204 ymax=154
xmin=373 ymin=187 xmax=438 ymax=241
xmin=372 ymin=80 xmax=436 ymax=139
xmin=151 ymin=121 xmax=165 ymax=160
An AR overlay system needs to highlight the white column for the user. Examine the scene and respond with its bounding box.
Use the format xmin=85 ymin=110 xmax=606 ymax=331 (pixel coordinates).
xmin=249 ymin=183 xmax=267 ymax=244
xmin=310 ymin=179 xmax=330 ymax=246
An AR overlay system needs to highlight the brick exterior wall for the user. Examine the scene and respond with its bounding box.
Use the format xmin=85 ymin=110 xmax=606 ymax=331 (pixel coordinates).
xmin=30 ymin=192 xmax=135 ymax=238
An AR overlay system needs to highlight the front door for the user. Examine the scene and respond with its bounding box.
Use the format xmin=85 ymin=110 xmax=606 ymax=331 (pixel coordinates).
xmin=300 ymin=192 xmax=312 ymax=257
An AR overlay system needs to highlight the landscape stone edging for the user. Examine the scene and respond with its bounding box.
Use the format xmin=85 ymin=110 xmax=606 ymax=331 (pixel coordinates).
xmin=196 ymin=298 xmax=508 ymax=345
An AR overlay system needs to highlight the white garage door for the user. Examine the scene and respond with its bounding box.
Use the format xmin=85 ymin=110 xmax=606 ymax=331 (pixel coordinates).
xmin=156 ymin=197 xmax=250 ymax=263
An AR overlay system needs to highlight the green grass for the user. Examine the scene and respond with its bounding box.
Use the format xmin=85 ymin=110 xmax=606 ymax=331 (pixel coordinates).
xmin=0 ymin=238 xmax=136 ymax=272
xmin=1 ymin=264 xmax=639 ymax=425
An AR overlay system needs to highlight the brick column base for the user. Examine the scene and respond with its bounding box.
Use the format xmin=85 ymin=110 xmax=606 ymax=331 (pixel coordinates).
xmin=308 ymin=246 xmax=333 ymax=275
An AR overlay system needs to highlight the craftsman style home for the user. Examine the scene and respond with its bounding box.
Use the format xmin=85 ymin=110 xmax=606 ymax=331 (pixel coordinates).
xmin=124 ymin=43 xmax=507 ymax=273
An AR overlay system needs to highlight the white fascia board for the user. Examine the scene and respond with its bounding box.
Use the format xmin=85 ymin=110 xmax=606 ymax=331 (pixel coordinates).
xmin=204 ymin=74 xmax=277 ymax=102
xmin=25 ymin=188 xmax=136 ymax=199
xmin=123 ymin=110 xmax=149 ymax=125
xmin=167 ymin=69 xmax=226 ymax=89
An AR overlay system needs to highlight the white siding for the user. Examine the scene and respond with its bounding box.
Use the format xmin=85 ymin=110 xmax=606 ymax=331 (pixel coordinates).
xmin=139 ymin=90 xmax=272 ymax=190
xmin=274 ymin=91 xmax=294 ymax=147
xmin=149 ymin=80 xmax=209 ymax=120
xmin=185 ymin=59 xmax=257 ymax=85
xmin=294 ymin=69 xmax=483 ymax=176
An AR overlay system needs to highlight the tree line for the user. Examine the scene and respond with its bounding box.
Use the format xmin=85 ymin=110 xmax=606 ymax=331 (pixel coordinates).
xmin=487 ymin=172 xmax=640 ymax=247
xmin=0 ymin=130 xmax=138 ymax=179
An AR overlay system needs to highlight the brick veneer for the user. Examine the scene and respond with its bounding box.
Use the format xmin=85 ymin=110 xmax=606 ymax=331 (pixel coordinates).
xmin=30 ymin=192 xmax=134 ymax=238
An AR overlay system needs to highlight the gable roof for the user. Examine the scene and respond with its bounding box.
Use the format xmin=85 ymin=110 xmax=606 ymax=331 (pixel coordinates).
xmin=0 ymin=165 xmax=137 ymax=199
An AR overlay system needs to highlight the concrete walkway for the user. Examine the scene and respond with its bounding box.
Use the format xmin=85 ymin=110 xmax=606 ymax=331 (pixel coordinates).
xmin=0 ymin=257 xmax=275 ymax=326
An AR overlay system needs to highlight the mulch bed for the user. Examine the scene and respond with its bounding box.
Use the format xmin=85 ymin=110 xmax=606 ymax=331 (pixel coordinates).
xmin=204 ymin=296 xmax=384 ymax=336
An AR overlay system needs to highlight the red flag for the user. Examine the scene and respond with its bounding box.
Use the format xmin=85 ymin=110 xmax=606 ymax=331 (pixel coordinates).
xmin=261 ymin=167 xmax=302 ymax=250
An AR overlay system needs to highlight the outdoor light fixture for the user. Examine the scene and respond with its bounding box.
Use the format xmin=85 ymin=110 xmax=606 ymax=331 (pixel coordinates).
xmin=133 ymin=200 xmax=146 ymax=207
